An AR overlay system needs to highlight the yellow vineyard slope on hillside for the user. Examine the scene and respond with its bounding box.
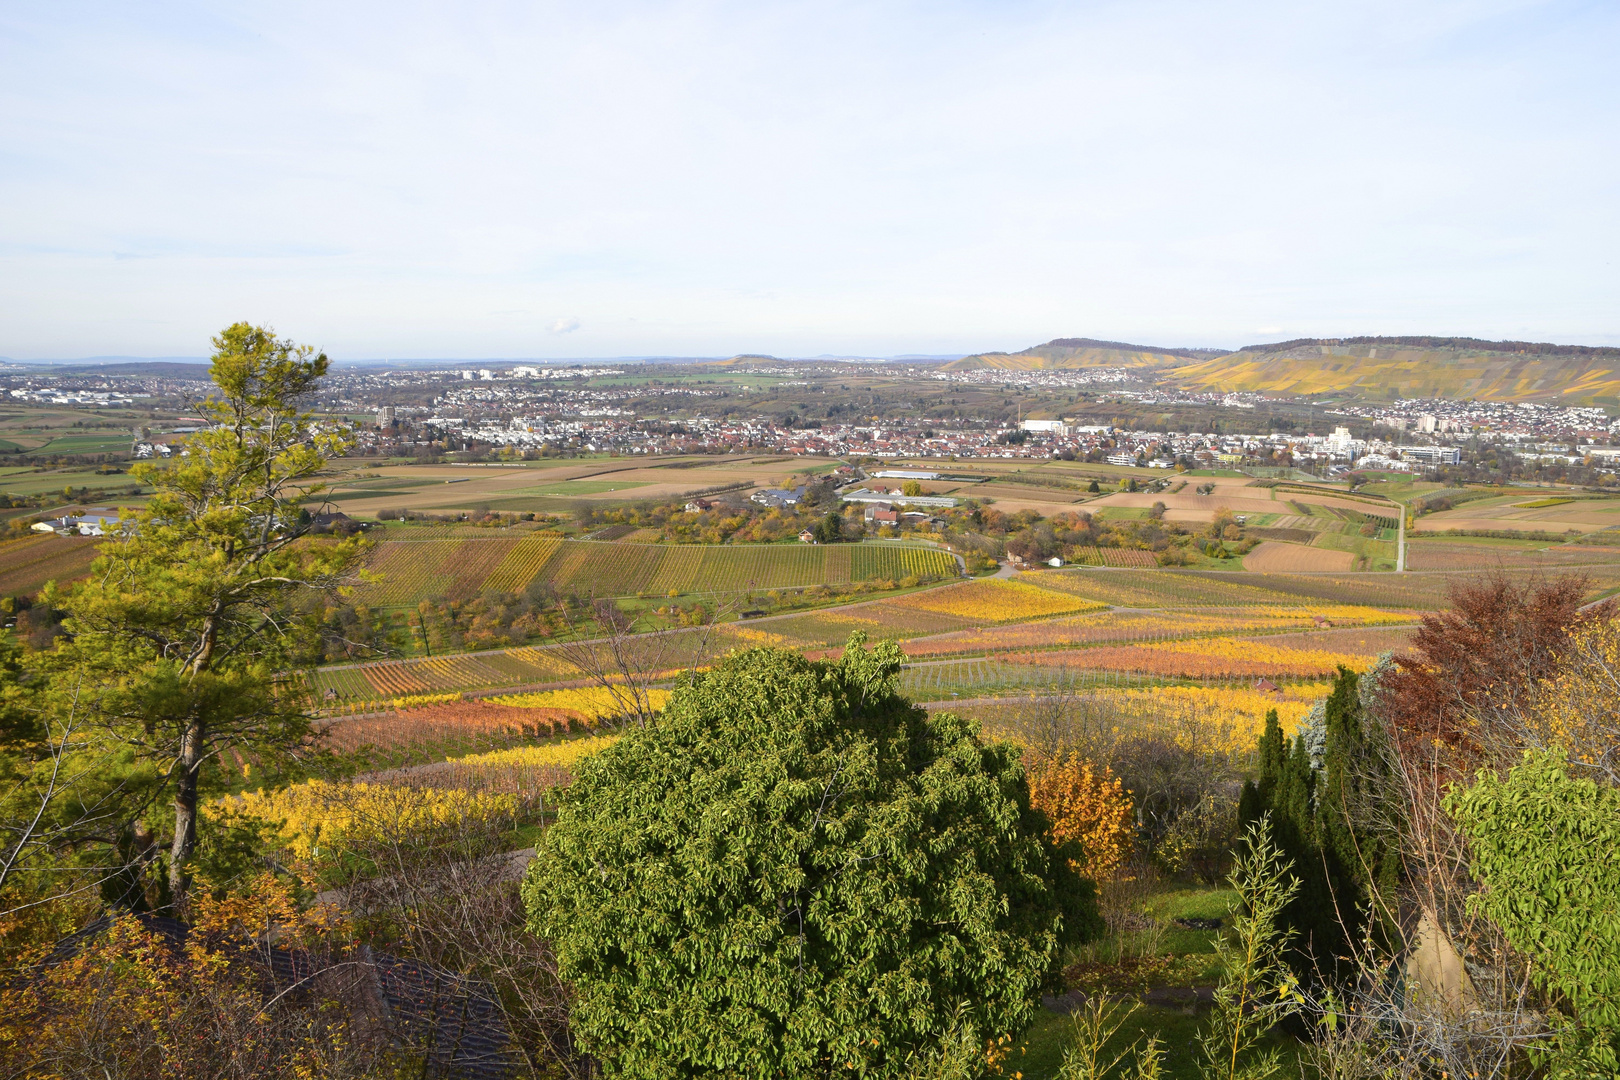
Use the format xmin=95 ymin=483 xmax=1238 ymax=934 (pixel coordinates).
xmin=894 ymin=578 xmax=1107 ymax=622
xmin=1167 ymin=344 xmax=1620 ymax=404
xmin=493 ymin=686 xmax=671 ymax=720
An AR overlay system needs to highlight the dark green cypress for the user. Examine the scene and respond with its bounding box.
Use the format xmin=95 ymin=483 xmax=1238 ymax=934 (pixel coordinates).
xmin=1239 ymin=674 xmax=1398 ymax=981
xmin=1238 ymin=708 xmax=1286 ymax=827
xmin=1318 ymin=665 xmax=1400 ymax=955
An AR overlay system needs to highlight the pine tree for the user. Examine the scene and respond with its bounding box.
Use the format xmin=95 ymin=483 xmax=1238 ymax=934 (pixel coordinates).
xmin=1238 ymin=672 xmax=1397 ymax=980
xmin=1318 ymin=665 xmax=1400 ymax=951
xmin=58 ymin=324 xmax=364 ymax=911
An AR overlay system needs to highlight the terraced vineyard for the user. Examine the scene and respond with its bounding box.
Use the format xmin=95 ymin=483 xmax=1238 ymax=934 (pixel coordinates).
xmin=311 ymin=646 xmax=583 ymax=704
xmin=895 ymin=605 xmax=1412 ymax=660
xmin=311 ymin=527 xmax=1620 ymax=710
xmin=350 ymin=537 xmax=959 ymax=608
xmin=0 ymin=534 xmax=100 ymax=596
xmin=892 ymin=578 xmax=1105 ymax=623
xmin=900 ymin=659 xmax=1156 ymax=700
xmin=1026 ymin=568 xmax=1314 ymax=608
xmin=1018 ymin=566 xmax=1620 ymax=611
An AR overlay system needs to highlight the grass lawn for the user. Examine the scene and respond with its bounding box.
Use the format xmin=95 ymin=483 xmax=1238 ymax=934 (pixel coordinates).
xmin=1021 ymin=1003 xmax=1213 ymax=1080
xmin=1404 ymin=533 xmax=1551 ymax=550
xmin=1007 ymin=878 xmax=1310 ymax=1079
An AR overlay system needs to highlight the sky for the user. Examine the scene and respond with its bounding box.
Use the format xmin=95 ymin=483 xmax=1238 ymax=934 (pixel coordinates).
xmin=2 ymin=0 xmax=1617 ymax=360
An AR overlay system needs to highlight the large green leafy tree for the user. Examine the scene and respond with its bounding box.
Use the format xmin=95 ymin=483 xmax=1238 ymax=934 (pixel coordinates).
xmin=57 ymin=324 xmax=362 ymax=911
xmin=1447 ymin=750 xmax=1620 ymax=1076
xmin=524 ymin=636 xmax=1099 ymax=1078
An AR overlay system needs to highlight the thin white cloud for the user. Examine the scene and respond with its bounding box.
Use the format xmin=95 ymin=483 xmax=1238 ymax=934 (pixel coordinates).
xmin=551 ymin=317 xmax=581 ymax=335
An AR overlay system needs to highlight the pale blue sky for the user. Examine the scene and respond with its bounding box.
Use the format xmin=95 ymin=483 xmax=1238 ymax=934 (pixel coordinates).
xmin=2 ymin=1 xmax=1616 ymax=359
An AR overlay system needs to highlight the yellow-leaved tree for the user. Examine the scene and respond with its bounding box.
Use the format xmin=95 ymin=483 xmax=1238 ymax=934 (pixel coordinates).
xmin=1529 ymin=616 xmax=1620 ymax=784
xmin=1025 ymin=754 xmax=1134 ymax=881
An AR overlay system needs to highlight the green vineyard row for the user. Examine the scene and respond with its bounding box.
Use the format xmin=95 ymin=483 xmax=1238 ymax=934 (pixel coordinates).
xmin=351 ymin=537 xmax=960 ymax=609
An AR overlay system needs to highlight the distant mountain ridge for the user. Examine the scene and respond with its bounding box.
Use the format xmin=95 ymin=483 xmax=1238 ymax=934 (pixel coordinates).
xmin=943 ymin=337 xmax=1222 ymax=372
xmin=1236 ymin=335 xmax=1620 ymax=360
xmin=941 ymin=334 xmax=1620 ymax=406
xmin=1169 ymin=340 xmax=1620 ymax=405
xmin=0 ymin=360 xmax=213 ymax=379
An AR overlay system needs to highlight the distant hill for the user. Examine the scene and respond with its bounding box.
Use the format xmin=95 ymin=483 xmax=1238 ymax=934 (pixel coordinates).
xmin=1168 ymin=338 xmax=1620 ymax=405
xmin=1235 ymin=335 xmax=1620 ymax=359
xmin=942 ymin=337 xmax=1223 ymax=372
xmin=699 ymin=355 xmax=784 ymax=367
xmin=4 ymin=360 xmax=214 ymax=379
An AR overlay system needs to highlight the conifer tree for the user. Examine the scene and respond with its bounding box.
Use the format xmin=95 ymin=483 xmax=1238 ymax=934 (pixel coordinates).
xmin=58 ymin=324 xmax=363 ymax=911
xmin=1239 ymin=669 xmax=1396 ymax=979
xmin=1318 ymin=665 xmax=1400 ymax=950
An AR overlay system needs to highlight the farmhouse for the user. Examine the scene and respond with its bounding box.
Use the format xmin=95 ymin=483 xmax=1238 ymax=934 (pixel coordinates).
xmin=33 ymin=511 xmax=118 ymax=537
xmin=751 ymin=485 xmax=806 ymax=508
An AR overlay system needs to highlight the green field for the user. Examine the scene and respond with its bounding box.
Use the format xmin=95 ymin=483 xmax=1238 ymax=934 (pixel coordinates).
xmin=351 ymin=536 xmax=961 ymax=608
xmin=32 ymin=433 xmax=136 ymax=455
xmin=0 ymin=470 xmax=145 ymax=498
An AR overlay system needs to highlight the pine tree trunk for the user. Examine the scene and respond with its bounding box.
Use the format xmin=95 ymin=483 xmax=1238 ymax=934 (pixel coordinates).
xmin=168 ymin=714 xmax=203 ymax=910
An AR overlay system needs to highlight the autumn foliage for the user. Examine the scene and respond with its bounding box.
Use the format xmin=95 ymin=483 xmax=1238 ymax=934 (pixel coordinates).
xmin=1026 ymin=754 xmax=1134 ymax=881
xmin=0 ymin=875 xmax=396 ymax=1079
xmin=1381 ymin=572 xmax=1612 ymax=767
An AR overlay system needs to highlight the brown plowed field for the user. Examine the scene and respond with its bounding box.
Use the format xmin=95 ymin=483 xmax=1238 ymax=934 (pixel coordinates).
xmin=1242 ymin=541 xmax=1354 ymax=572
xmin=0 ymin=534 xmax=100 ymax=597
xmin=1405 ymin=542 xmax=1620 ymax=571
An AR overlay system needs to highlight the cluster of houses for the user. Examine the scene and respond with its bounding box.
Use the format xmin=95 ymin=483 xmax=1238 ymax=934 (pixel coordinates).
xmin=333 ymin=382 xmax=1560 ymax=476
xmin=7 ymin=387 xmax=146 ymax=406
xmin=32 ymin=510 xmax=119 ymax=536
xmin=28 ymin=509 xmax=360 ymax=539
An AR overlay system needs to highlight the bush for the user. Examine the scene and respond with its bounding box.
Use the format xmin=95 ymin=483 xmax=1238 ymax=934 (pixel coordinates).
xmin=524 ymin=636 xmax=1100 ymax=1077
xmin=1026 ymin=755 xmax=1134 ymax=882
xmin=1447 ymin=749 xmax=1620 ymax=1075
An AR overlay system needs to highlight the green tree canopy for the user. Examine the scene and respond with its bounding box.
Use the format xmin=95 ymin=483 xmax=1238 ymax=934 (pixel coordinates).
xmin=1448 ymin=749 xmax=1620 ymax=1075
xmin=52 ymin=323 xmax=363 ymax=910
xmin=524 ymin=635 xmax=1099 ymax=1078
